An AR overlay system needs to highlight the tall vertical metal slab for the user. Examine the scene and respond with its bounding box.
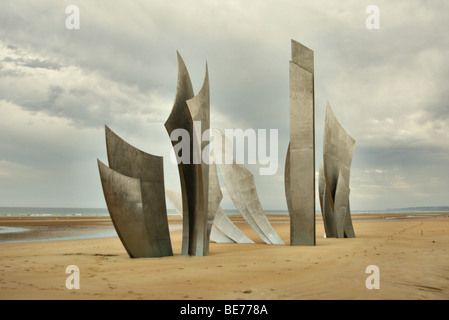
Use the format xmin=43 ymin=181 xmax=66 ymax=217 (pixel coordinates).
xmin=206 ymin=154 xmax=223 ymax=251
xmin=321 ymin=103 xmax=356 ymax=238
xmin=164 ymin=52 xmax=195 ymax=256
xmin=164 ymin=52 xmax=210 ymax=256
xmin=284 ymin=143 xmax=292 ymax=222
xmin=186 ymin=65 xmax=210 ymax=254
xmin=318 ymin=161 xmax=325 ymax=222
xmin=287 ymin=39 xmax=316 ymax=246
xmin=319 ymin=161 xmax=331 ymax=237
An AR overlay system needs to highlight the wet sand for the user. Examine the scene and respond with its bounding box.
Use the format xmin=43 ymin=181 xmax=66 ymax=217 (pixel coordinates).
xmin=1 ymin=213 xmax=448 ymax=300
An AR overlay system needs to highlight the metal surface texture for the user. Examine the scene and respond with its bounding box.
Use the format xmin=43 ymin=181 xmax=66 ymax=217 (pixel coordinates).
xmin=98 ymin=159 xmax=173 ymax=258
xmin=343 ymin=202 xmax=356 ymax=238
xmin=320 ymin=103 xmax=356 ymax=238
xmin=104 ymin=126 xmax=173 ymax=256
xmin=323 ymin=103 xmax=355 ymax=197
xmin=318 ymin=161 xmax=325 ymax=227
xmin=187 ymin=66 xmax=210 ymax=253
xmin=214 ymin=129 xmax=284 ymax=245
xmin=213 ymin=207 xmax=254 ymax=244
xmin=165 ymin=187 xmax=237 ymax=243
xmin=333 ymin=171 xmax=349 ymax=238
xmin=206 ymin=155 xmax=223 ymax=250
xmin=210 ymin=227 xmax=234 ymax=243
xmin=286 ymin=39 xmax=316 ymax=246
xmin=164 ymin=52 xmax=210 ymax=256
xmin=105 ymin=126 xmax=163 ymax=182
xmin=284 ymin=143 xmax=292 ymax=223
xmin=164 ymin=52 xmax=194 ymax=255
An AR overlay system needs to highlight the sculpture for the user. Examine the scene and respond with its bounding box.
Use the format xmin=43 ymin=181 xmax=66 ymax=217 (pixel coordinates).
xmin=166 ymin=187 xmax=253 ymax=244
xmin=319 ymin=103 xmax=356 ymax=238
xmin=207 ymin=151 xmax=254 ymax=244
xmin=96 ymin=42 xmax=357 ymax=260
xmin=206 ymin=152 xmax=224 ymax=250
xmin=165 ymin=187 xmax=231 ymax=243
xmin=214 ymin=129 xmax=284 ymax=245
xmin=212 ymin=207 xmax=255 ymax=244
xmin=285 ymin=40 xmax=316 ymax=246
xmin=165 ymin=149 xmax=254 ymax=245
xmin=97 ymin=126 xmax=173 ymax=258
xmin=164 ymin=52 xmax=210 ymax=256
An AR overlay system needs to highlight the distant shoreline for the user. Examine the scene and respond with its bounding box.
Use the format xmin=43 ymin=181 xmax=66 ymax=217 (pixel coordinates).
xmin=0 ymin=206 xmax=448 ymax=218
xmin=0 ymin=211 xmax=448 ymax=223
xmin=1 ymin=211 xmax=448 ymax=244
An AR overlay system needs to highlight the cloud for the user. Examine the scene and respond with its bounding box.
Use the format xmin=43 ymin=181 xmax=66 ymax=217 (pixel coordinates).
xmin=0 ymin=41 xmax=177 ymax=131
xmin=0 ymin=0 xmax=448 ymax=210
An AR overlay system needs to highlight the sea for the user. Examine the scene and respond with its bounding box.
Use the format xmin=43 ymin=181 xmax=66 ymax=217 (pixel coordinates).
xmin=0 ymin=207 xmax=111 ymax=217
xmin=0 ymin=207 xmax=250 ymax=244
xmin=1 ymin=206 xmax=447 ymax=244
xmin=0 ymin=207 xmax=286 ymax=244
xmin=1 ymin=206 xmax=448 ymax=217
xmin=0 ymin=207 xmax=288 ymax=217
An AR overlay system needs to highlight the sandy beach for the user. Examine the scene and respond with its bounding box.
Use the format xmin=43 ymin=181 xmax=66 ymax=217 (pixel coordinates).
xmin=1 ymin=212 xmax=448 ymax=300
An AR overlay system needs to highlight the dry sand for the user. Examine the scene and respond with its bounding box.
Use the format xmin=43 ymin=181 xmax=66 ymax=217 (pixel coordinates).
xmin=1 ymin=213 xmax=449 ymax=300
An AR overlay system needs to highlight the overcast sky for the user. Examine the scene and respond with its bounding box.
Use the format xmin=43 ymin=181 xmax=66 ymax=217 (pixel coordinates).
xmin=0 ymin=0 xmax=448 ymax=211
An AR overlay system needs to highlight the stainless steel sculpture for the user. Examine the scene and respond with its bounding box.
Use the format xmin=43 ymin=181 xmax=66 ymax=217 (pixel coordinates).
xmin=285 ymin=39 xmax=316 ymax=246
xmin=164 ymin=52 xmax=210 ymax=256
xmin=95 ymin=43 xmax=358 ymax=261
xmin=214 ymin=129 xmax=284 ymax=245
xmin=166 ymin=187 xmax=253 ymax=244
xmin=165 ymin=187 xmax=236 ymax=244
xmin=318 ymin=160 xmax=334 ymax=237
xmin=97 ymin=126 xmax=173 ymax=258
xmin=206 ymin=154 xmax=223 ymax=250
xmin=210 ymin=227 xmax=235 ymax=243
xmin=319 ymin=103 xmax=356 ymax=238
xmin=212 ymin=207 xmax=254 ymax=244
xmin=208 ymin=154 xmax=254 ymax=244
